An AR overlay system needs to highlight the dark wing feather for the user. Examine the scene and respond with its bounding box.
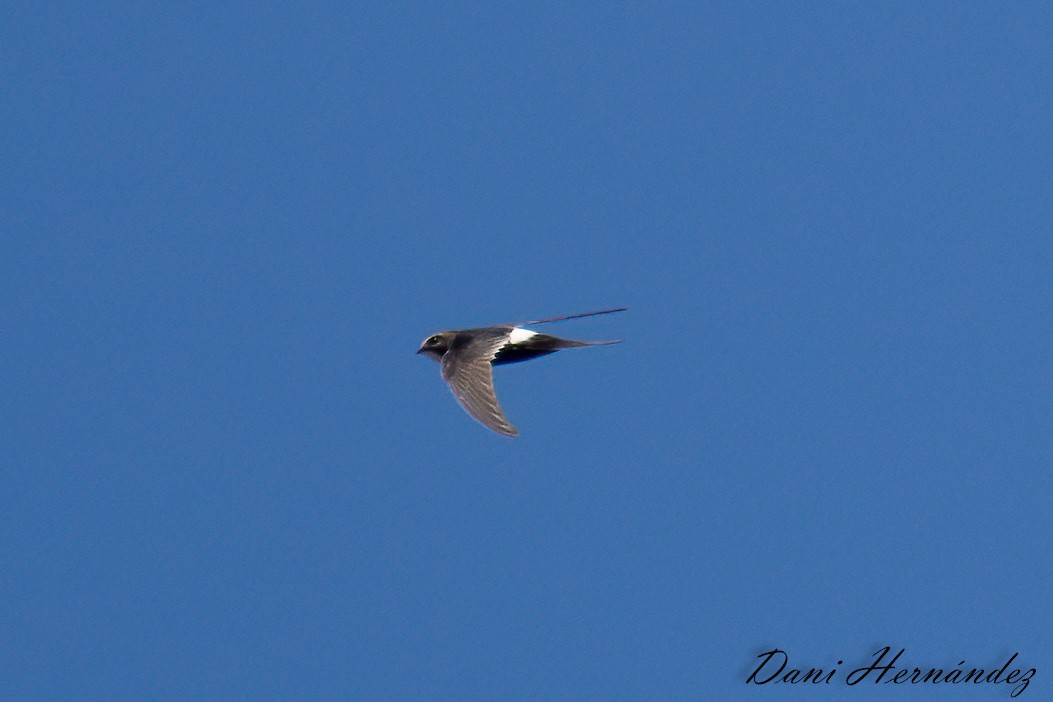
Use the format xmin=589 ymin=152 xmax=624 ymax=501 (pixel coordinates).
xmin=524 ymin=307 xmax=626 ymax=325
xmin=441 ymin=328 xmax=519 ymax=437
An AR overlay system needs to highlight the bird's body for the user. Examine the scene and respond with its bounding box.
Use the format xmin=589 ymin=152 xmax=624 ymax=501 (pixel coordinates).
xmin=417 ymin=308 xmax=625 ymax=437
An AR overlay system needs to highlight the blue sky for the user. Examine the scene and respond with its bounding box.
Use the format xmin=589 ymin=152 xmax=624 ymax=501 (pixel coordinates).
xmin=3 ymin=3 xmax=1050 ymax=700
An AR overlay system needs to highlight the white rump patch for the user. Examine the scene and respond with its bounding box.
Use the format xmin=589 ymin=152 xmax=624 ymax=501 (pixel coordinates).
xmin=507 ymin=327 xmax=537 ymax=344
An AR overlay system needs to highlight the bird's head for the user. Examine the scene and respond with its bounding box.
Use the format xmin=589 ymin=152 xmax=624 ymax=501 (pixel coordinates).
xmin=416 ymin=332 xmax=451 ymax=362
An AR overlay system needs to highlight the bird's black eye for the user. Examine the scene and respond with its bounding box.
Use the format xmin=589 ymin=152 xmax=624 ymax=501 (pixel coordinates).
xmin=428 ymin=336 xmax=442 ymax=345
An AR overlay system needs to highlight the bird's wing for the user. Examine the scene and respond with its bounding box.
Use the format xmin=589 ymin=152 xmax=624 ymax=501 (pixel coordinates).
xmin=441 ymin=328 xmax=519 ymax=437
xmin=523 ymin=307 xmax=626 ymax=325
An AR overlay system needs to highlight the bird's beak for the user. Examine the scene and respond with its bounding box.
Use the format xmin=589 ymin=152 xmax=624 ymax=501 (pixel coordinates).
xmin=416 ymin=347 xmax=425 ymax=354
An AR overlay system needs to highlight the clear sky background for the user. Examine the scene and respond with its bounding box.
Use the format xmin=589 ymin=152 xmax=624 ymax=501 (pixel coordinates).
xmin=3 ymin=3 xmax=1050 ymax=701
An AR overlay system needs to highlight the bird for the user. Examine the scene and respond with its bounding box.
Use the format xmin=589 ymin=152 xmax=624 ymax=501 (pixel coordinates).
xmin=417 ymin=308 xmax=626 ymax=437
